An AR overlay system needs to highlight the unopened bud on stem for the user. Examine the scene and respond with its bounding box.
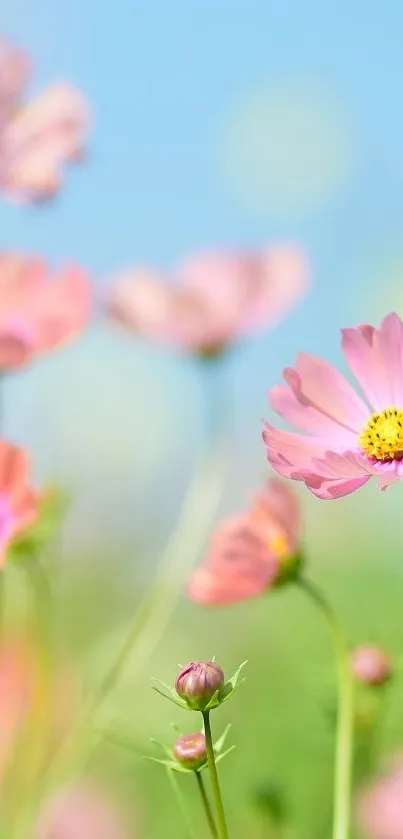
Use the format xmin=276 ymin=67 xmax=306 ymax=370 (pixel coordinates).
xmin=173 ymin=733 xmax=207 ymax=770
xmin=175 ymin=661 xmax=225 ymax=710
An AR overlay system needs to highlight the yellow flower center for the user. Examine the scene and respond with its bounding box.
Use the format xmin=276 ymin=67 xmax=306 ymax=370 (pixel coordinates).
xmin=270 ymin=532 xmax=290 ymax=558
xmin=359 ymin=407 xmax=403 ymax=460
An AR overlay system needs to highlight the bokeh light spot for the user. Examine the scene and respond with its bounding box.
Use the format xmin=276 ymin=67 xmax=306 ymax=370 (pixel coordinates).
xmin=219 ymin=81 xmax=357 ymax=218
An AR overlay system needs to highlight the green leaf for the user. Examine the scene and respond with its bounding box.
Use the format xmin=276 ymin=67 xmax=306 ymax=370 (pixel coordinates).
xmin=145 ymin=756 xmax=190 ymax=773
xmin=215 ymin=745 xmax=236 ymax=764
xmin=214 ymin=723 xmax=232 ymax=753
xmin=151 ymin=678 xmax=189 ymax=709
xmin=150 ymin=738 xmax=175 ymax=760
xmin=204 ymin=661 xmax=247 ymax=710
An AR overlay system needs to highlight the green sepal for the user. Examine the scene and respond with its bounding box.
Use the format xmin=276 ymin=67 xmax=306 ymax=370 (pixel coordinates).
xmin=151 ymin=678 xmax=189 ymax=709
xmin=202 ymin=660 xmax=247 ymax=711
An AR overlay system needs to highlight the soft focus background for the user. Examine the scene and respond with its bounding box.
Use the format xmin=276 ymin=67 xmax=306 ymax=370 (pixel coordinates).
xmin=3 ymin=2 xmax=403 ymax=837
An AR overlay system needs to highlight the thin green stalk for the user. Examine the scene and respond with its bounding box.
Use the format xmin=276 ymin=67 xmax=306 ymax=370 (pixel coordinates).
xmin=202 ymin=712 xmax=229 ymax=839
xmin=40 ymin=437 xmax=227 ymax=791
xmin=166 ymin=768 xmax=196 ymax=839
xmin=195 ymin=771 xmax=218 ymax=838
xmin=298 ymin=577 xmax=353 ymax=839
xmin=91 ymin=438 xmax=226 ymax=699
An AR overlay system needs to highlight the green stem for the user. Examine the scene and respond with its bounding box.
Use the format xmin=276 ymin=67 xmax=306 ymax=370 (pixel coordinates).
xmin=40 ymin=437 xmax=227 ymax=790
xmin=195 ymin=771 xmax=218 ymax=838
xmin=298 ymin=577 xmax=353 ymax=839
xmin=166 ymin=768 xmax=196 ymax=839
xmin=202 ymin=712 xmax=229 ymax=839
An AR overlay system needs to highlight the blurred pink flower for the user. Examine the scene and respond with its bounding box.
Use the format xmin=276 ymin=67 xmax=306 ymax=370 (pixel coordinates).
xmin=35 ymin=783 xmax=132 ymax=839
xmin=107 ymin=246 xmax=308 ymax=355
xmin=263 ymin=313 xmax=403 ymax=500
xmin=0 ymin=633 xmax=81 ymax=787
xmin=0 ymin=36 xmax=90 ymax=203
xmin=0 ymin=254 xmax=92 ymax=369
xmin=188 ymin=479 xmax=300 ymax=605
xmin=0 ymin=440 xmax=39 ymax=566
xmin=351 ymin=645 xmax=392 ymax=687
xmin=356 ymin=756 xmax=403 ymax=839
xmin=0 ymin=639 xmax=35 ymax=777
xmin=0 ymin=38 xmax=30 ymax=131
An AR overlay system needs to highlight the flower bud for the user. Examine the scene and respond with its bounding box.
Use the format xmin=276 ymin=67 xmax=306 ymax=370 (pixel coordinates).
xmin=173 ymin=733 xmax=207 ymax=770
xmin=175 ymin=661 xmax=225 ymax=710
xmin=351 ymin=645 xmax=392 ymax=687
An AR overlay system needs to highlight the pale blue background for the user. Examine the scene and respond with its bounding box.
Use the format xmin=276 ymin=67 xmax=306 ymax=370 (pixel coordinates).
xmin=2 ymin=0 xmax=403 ymax=555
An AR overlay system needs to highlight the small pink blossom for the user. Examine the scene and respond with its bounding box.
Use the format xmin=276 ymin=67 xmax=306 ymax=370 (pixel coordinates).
xmin=351 ymin=645 xmax=392 ymax=686
xmin=34 ymin=783 xmax=132 ymax=839
xmin=107 ymin=246 xmax=308 ymax=355
xmin=356 ymin=756 xmax=403 ymax=839
xmin=188 ymin=479 xmax=300 ymax=606
xmin=0 ymin=36 xmax=90 ymax=203
xmin=263 ymin=313 xmax=403 ymax=499
xmin=0 ymin=441 xmax=39 ymax=565
xmin=0 ymin=254 xmax=92 ymax=369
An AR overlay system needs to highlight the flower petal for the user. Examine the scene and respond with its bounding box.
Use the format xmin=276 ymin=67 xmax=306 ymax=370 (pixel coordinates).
xmin=0 ymin=443 xmax=30 ymax=503
xmin=304 ymin=474 xmax=370 ymax=500
xmin=187 ymin=564 xmax=271 ymax=606
xmin=283 ymin=353 xmax=370 ymax=432
xmin=0 ymin=83 xmax=90 ymax=203
xmin=34 ymin=265 xmax=92 ymax=353
xmin=250 ymin=479 xmax=300 ymax=552
xmin=378 ymin=313 xmax=403 ymax=406
xmin=342 ymin=315 xmax=403 ymax=410
xmin=262 ymin=422 xmax=348 ymax=480
xmin=270 ymin=383 xmax=358 ymax=441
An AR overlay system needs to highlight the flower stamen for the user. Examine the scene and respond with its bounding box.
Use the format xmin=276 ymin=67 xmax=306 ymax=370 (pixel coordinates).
xmin=359 ymin=407 xmax=403 ymax=460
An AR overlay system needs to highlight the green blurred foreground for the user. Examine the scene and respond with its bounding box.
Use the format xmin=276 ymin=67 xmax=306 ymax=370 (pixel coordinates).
xmin=35 ymin=479 xmax=403 ymax=839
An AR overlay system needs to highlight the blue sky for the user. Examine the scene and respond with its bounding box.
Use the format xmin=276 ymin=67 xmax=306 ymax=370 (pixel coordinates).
xmin=2 ymin=0 xmax=403 ymax=552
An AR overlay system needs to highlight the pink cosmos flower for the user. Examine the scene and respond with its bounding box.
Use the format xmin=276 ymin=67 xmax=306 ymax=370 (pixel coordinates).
xmin=107 ymin=245 xmax=308 ymax=355
xmin=0 ymin=254 xmax=92 ymax=369
xmin=35 ymin=783 xmax=132 ymax=839
xmin=0 ymin=36 xmax=90 ymax=203
xmin=0 ymin=441 xmax=39 ymax=566
xmin=263 ymin=313 xmax=403 ymax=500
xmin=356 ymin=755 xmax=403 ymax=839
xmin=188 ymin=479 xmax=300 ymax=605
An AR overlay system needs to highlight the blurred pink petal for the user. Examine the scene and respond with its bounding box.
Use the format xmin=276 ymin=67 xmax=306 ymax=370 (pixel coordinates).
xmin=35 ymin=783 xmax=132 ymax=839
xmin=0 ymin=254 xmax=92 ymax=369
xmin=356 ymin=756 xmax=403 ymax=839
xmin=107 ymin=244 xmax=309 ymax=355
xmin=0 ymin=441 xmax=39 ymax=565
xmin=0 ymin=35 xmax=90 ymax=203
xmin=0 ymin=640 xmax=34 ymax=776
xmin=0 ymin=632 xmax=81 ymax=788
xmin=0 ymin=83 xmax=90 ymax=203
xmin=180 ymin=245 xmax=309 ymax=334
xmin=0 ymin=37 xmax=30 ymax=130
xmin=263 ymin=312 xmax=403 ymax=499
xmin=250 ymin=478 xmax=300 ymax=553
xmin=188 ymin=479 xmax=300 ymax=606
